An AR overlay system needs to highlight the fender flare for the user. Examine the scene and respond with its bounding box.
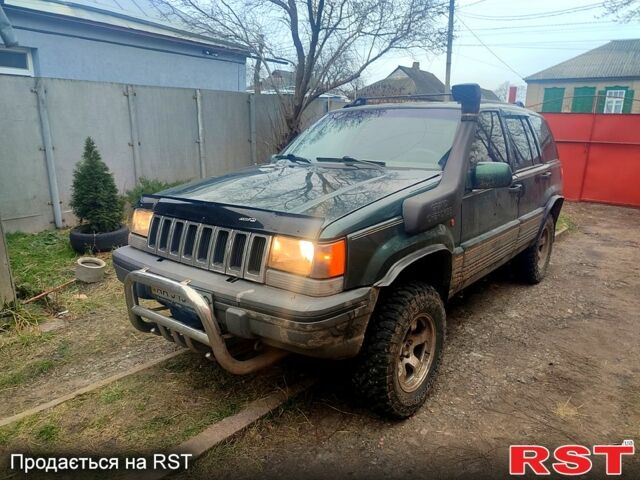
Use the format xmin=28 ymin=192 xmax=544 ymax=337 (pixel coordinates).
xmin=544 ymin=195 xmax=564 ymax=221
xmin=374 ymin=244 xmax=452 ymax=288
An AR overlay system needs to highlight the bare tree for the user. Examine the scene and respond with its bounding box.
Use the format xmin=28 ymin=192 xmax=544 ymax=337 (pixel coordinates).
xmin=493 ymin=81 xmax=510 ymax=102
xmin=603 ymin=0 xmax=640 ymax=21
xmin=153 ymin=0 xmax=447 ymax=145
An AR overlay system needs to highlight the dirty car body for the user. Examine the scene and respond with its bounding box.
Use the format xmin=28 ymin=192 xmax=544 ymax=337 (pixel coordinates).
xmin=114 ymin=85 xmax=563 ymax=412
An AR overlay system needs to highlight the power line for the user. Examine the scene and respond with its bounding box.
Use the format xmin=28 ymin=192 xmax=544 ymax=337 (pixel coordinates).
xmin=456 ymin=38 xmax=624 ymax=45
xmin=468 ymin=20 xmax=622 ymax=31
xmin=455 ymin=51 xmax=509 ymax=70
xmin=462 ymin=2 xmax=605 ymax=21
xmin=455 ymin=15 xmax=524 ymax=79
xmin=456 ymin=44 xmax=614 ymax=50
xmin=458 ymin=0 xmax=491 ymax=8
xmin=455 ymin=25 xmax=638 ymax=37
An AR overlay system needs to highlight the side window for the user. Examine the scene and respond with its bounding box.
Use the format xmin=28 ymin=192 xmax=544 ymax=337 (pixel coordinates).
xmin=504 ymin=116 xmax=535 ymax=170
xmin=529 ymin=115 xmax=559 ymax=162
xmin=468 ymin=111 xmax=509 ymax=168
xmin=523 ymin=118 xmax=542 ymax=164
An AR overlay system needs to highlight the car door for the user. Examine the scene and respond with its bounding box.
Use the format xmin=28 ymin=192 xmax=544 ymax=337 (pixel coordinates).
xmin=455 ymin=110 xmax=520 ymax=292
xmin=502 ymin=113 xmax=552 ymax=252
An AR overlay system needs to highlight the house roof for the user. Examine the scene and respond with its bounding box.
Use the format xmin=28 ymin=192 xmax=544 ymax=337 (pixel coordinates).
xmin=525 ymin=39 xmax=640 ymax=82
xmin=480 ymin=88 xmax=500 ymax=101
xmin=358 ymin=65 xmax=446 ymax=98
xmin=358 ymin=64 xmax=501 ymax=102
xmin=4 ymin=0 xmax=250 ymax=54
xmin=394 ymin=65 xmax=446 ymax=94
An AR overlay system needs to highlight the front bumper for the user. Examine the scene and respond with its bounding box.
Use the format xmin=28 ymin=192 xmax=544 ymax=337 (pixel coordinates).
xmin=113 ymin=246 xmax=377 ymax=360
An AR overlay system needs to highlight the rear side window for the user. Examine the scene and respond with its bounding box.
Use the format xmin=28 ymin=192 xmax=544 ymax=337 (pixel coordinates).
xmin=504 ymin=116 xmax=535 ymax=169
xmin=529 ymin=115 xmax=559 ymax=162
xmin=523 ymin=119 xmax=542 ymax=164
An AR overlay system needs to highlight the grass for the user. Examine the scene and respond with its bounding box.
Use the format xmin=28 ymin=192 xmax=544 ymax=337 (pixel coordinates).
xmin=6 ymin=229 xmax=77 ymax=299
xmin=99 ymin=385 xmax=126 ymax=405
xmin=557 ymin=212 xmax=576 ymax=232
xmin=0 ymin=358 xmax=56 ymax=388
xmin=2 ymin=228 xmax=120 ymax=334
xmin=0 ymin=352 xmax=293 ymax=456
xmin=34 ymin=422 xmax=60 ymax=443
xmin=0 ymin=302 xmax=45 ymax=332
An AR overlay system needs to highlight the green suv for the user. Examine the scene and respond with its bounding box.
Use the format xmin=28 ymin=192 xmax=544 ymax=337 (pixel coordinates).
xmin=114 ymin=84 xmax=563 ymax=418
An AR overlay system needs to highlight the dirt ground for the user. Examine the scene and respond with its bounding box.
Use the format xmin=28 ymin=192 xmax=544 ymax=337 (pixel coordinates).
xmin=181 ymin=202 xmax=640 ymax=479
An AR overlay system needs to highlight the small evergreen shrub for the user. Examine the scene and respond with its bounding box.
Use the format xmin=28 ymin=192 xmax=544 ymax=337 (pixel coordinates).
xmin=124 ymin=177 xmax=186 ymax=207
xmin=70 ymin=137 xmax=123 ymax=233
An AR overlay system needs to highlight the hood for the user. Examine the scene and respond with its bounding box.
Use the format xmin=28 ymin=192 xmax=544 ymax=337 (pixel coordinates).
xmin=156 ymin=163 xmax=441 ymax=225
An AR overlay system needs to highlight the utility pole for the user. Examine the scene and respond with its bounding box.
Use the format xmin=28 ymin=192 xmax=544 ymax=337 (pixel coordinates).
xmin=253 ymin=34 xmax=264 ymax=95
xmin=444 ymin=0 xmax=455 ymax=99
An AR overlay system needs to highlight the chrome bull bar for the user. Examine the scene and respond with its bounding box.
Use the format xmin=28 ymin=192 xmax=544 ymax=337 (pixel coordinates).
xmin=124 ymin=269 xmax=287 ymax=375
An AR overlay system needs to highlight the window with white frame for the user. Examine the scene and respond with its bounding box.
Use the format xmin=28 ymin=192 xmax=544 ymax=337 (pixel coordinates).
xmin=604 ymin=90 xmax=626 ymax=114
xmin=0 ymin=48 xmax=34 ymax=76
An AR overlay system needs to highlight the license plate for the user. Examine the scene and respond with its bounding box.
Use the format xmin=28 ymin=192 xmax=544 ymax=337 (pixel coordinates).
xmin=150 ymin=286 xmax=191 ymax=308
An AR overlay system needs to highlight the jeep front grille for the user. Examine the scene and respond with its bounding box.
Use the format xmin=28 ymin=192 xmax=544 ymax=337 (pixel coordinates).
xmin=145 ymin=215 xmax=271 ymax=283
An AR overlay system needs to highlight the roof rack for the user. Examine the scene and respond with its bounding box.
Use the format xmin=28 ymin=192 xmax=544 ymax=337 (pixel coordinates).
xmin=345 ymin=83 xmax=482 ymax=115
xmin=345 ymin=93 xmax=450 ymax=107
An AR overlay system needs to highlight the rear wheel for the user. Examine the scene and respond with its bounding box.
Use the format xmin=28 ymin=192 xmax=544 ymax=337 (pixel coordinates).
xmin=353 ymin=282 xmax=445 ymax=419
xmin=515 ymin=215 xmax=555 ymax=284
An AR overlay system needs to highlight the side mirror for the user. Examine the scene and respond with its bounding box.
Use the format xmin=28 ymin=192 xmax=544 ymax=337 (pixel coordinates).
xmin=472 ymin=162 xmax=513 ymax=189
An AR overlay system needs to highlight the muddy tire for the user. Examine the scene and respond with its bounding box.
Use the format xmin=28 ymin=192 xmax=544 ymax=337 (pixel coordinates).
xmin=353 ymin=282 xmax=445 ymax=419
xmin=515 ymin=215 xmax=555 ymax=284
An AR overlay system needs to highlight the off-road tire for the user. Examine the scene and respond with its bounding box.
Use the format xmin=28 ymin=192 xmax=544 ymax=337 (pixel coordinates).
xmin=353 ymin=282 xmax=445 ymax=419
xmin=515 ymin=215 xmax=555 ymax=284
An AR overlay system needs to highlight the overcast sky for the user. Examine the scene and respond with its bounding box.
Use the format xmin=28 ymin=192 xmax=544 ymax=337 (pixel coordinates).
xmin=361 ymin=0 xmax=640 ymax=91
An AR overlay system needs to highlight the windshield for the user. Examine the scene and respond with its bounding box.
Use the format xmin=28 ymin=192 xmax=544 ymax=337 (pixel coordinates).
xmin=284 ymin=107 xmax=461 ymax=170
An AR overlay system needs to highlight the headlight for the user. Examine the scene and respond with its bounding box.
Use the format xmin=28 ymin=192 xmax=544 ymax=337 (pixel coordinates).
xmin=131 ymin=209 xmax=153 ymax=237
xmin=268 ymin=236 xmax=345 ymax=279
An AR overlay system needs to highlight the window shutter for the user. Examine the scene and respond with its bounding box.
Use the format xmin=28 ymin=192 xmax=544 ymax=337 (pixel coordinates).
xmin=623 ymin=89 xmax=634 ymax=114
xmin=595 ymin=90 xmax=606 ymax=114
xmin=571 ymin=87 xmax=596 ymax=113
xmin=542 ymin=88 xmax=564 ymax=113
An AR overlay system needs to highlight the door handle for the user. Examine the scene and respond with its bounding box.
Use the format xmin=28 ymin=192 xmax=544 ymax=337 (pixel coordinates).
xmin=508 ymin=183 xmax=523 ymax=194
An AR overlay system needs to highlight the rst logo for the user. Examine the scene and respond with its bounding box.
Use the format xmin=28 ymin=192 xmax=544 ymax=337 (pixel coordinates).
xmin=509 ymin=440 xmax=635 ymax=476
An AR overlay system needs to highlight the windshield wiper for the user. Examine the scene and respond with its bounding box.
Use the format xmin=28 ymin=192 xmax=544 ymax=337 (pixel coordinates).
xmin=273 ymin=153 xmax=312 ymax=164
xmin=316 ymin=156 xmax=386 ymax=168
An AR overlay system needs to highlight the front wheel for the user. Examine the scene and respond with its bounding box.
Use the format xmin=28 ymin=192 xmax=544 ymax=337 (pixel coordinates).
xmin=353 ymin=282 xmax=446 ymax=419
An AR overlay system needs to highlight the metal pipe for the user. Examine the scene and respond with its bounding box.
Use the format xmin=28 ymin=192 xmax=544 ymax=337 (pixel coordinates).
xmin=0 ymin=4 xmax=18 ymax=47
xmin=34 ymin=79 xmax=64 ymax=228
xmin=125 ymin=85 xmax=142 ymax=184
xmin=444 ymin=0 xmax=455 ymax=98
xmin=195 ymin=89 xmax=206 ymax=178
xmin=124 ymin=269 xmax=287 ymax=375
xmin=249 ymin=94 xmax=257 ymax=165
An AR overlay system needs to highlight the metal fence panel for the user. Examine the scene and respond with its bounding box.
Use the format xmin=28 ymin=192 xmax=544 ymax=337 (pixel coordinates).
xmin=134 ymin=85 xmax=200 ymax=183
xmin=543 ymin=112 xmax=640 ymax=207
xmin=0 ymin=75 xmax=342 ymax=233
xmin=201 ymin=91 xmax=252 ymax=176
xmin=44 ymin=79 xmax=135 ymax=225
xmin=0 ymin=217 xmax=16 ymax=305
xmin=254 ymin=94 xmax=287 ymax=163
xmin=0 ymin=76 xmax=54 ymax=232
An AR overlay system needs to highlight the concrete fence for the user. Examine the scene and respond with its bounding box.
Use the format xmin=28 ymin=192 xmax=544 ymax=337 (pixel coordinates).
xmin=0 ymin=215 xmax=16 ymax=306
xmin=0 ymin=75 xmax=345 ymax=233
